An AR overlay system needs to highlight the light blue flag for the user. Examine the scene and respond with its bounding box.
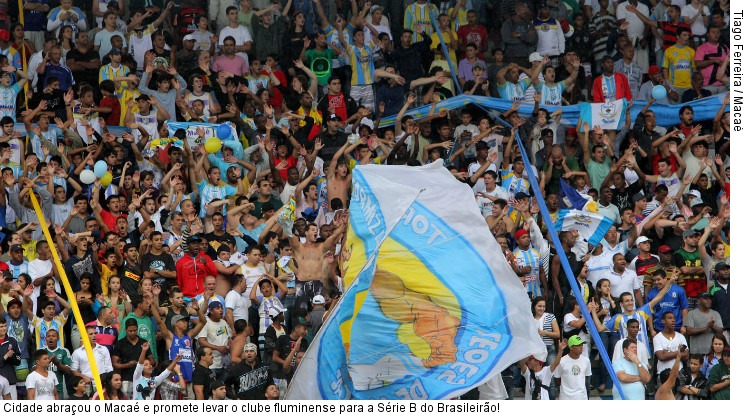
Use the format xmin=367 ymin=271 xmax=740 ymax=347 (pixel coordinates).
xmin=554 ymin=209 xmax=615 ymax=246
xmin=286 ymin=161 xmax=546 ymax=400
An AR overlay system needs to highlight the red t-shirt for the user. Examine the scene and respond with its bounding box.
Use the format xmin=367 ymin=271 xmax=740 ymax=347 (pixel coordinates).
xmin=262 ymin=69 xmax=286 ymax=109
xmin=100 ymin=209 xmax=120 ymax=233
xmin=100 ymin=96 xmax=121 ymax=127
xmin=273 ymin=155 xmax=298 ymax=181
xmin=326 ymin=93 xmax=348 ymax=121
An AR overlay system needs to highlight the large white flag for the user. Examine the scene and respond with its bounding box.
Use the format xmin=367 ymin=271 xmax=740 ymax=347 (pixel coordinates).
xmin=285 ymin=161 xmax=546 ymax=400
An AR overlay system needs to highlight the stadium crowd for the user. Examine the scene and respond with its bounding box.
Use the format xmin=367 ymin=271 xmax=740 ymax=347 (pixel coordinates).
xmin=0 ymin=0 xmax=732 ymax=402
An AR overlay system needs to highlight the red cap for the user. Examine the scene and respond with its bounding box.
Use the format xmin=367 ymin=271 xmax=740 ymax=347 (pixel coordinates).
xmin=649 ymin=65 xmax=661 ymax=75
xmin=566 ymin=127 xmax=577 ymax=137
xmin=658 ymin=245 xmax=672 ymax=253
xmin=514 ymin=229 xmax=529 ymax=240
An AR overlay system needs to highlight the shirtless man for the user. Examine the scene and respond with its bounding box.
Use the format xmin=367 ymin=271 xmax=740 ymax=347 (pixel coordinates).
xmin=290 ymin=213 xmax=348 ymax=311
xmin=655 ymin=346 xmax=683 ymax=400
xmin=326 ymin=141 xmax=353 ymax=208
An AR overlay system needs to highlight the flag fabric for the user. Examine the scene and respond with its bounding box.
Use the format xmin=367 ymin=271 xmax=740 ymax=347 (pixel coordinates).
xmin=558 ymin=178 xmax=589 ymax=210
xmin=578 ymin=98 xmax=628 ymax=132
xmin=554 ymin=209 xmax=615 ymax=246
xmin=285 ymin=161 xmax=546 ymax=400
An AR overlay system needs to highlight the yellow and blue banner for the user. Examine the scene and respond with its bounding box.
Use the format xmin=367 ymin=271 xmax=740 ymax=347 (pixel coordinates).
xmin=286 ymin=161 xmax=545 ymax=400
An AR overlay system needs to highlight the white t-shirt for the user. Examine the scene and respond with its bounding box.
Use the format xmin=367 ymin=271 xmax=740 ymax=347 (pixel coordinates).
xmin=192 ymin=30 xmax=214 ymax=52
xmin=52 ymin=198 xmax=74 ymax=228
xmin=468 ymin=160 xmax=499 ymax=193
xmin=28 ymin=259 xmax=57 ymax=296
xmin=196 ymin=319 xmax=232 ymax=369
xmin=652 ymin=332 xmax=687 ymax=374
xmin=0 ymin=375 xmax=11 ymax=397
xmin=26 ymin=371 xmax=58 ymax=400
xmin=225 ymin=289 xmax=250 ymax=323
xmin=681 ymin=5 xmax=711 ymax=36
xmin=218 ymin=25 xmax=253 ymax=67
xmin=239 ymin=264 xmax=266 ymax=297
xmin=522 ymin=366 xmax=553 ymax=400
xmin=476 ymin=186 xmax=509 ymax=217
xmin=554 ymin=354 xmax=592 ymax=400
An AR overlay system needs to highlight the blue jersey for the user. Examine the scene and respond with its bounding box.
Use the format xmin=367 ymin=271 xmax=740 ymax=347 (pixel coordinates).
xmin=169 ymin=333 xmax=195 ymax=382
xmin=646 ymin=284 xmax=688 ymax=331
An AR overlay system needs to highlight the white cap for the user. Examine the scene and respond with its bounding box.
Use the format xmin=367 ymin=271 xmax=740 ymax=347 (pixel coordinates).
xmin=268 ymin=307 xmax=286 ymax=319
xmin=529 ymin=52 xmax=543 ymax=62
xmin=183 ymin=34 xmax=196 ymax=41
xmin=312 ymin=295 xmax=326 ymax=305
xmin=687 ymin=189 xmax=702 ymax=199
xmin=635 ymin=236 xmax=651 ymax=245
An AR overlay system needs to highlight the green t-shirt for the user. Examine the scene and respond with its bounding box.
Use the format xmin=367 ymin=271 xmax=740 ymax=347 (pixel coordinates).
xmin=45 ymin=346 xmax=71 ymax=399
xmin=118 ymin=313 xmax=158 ymax=360
xmin=543 ymin=156 xmax=580 ymax=194
xmin=305 ymin=48 xmax=336 ymax=86
xmin=708 ymin=363 xmax=730 ymax=400
xmin=586 ymin=156 xmax=611 ymax=190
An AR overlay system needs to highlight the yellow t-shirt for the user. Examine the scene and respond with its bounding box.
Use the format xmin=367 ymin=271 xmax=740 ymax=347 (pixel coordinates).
xmin=430 ymin=31 xmax=459 ymax=71
xmin=663 ymin=45 xmax=696 ymax=89
xmin=99 ymin=264 xmax=116 ymax=296
xmin=22 ymin=241 xmax=38 ymax=262
xmin=119 ymin=88 xmax=142 ymax=126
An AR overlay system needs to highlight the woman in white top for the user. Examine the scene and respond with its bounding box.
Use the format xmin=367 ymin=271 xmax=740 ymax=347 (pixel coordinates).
xmin=532 ymin=297 xmax=559 ymax=364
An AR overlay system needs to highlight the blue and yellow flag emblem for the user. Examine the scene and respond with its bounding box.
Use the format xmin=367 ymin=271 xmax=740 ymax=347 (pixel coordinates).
xmin=286 ymin=161 xmax=546 ymax=400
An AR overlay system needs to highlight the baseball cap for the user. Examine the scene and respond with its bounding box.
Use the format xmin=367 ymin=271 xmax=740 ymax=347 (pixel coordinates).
xmin=209 ymin=380 xmax=226 ymax=391
xmin=698 ymin=292 xmax=712 ymax=299
xmin=244 ymin=343 xmax=258 ymax=352
xmin=714 ymin=262 xmax=730 ymax=271
xmin=370 ymin=5 xmax=383 ymax=13
xmin=268 ymin=306 xmax=286 ymax=319
xmin=566 ymin=127 xmax=577 ymax=137
xmin=683 ymin=229 xmax=701 ymax=238
xmin=170 ymin=314 xmax=188 ymax=328
xmin=541 ymin=128 xmax=554 ymax=137
xmin=10 ymin=244 xmax=24 ymax=252
xmin=186 ymin=234 xmax=201 ymax=244
xmin=328 ymin=113 xmax=342 ymax=121
xmin=635 ymin=236 xmax=652 ymax=245
xmin=529 ymin=52 xmax=543 ymax=63
xmin=528 ymin=355 xmax=545 ymax=365
xmin=0 ymin=29 xmax=9 ymax=41
xmin=208 ymin=300 xmax=223 ymax=310
xmin=515 ymin=191 xmax=530 ymax=200
xmin=312 ymin=295 xmax=326 ymax=305
xmin=648 ymin=65 xmax=662 ymax=75
xmin=538 ymin=2 xmax=550 ymax=8
xmin=567 ymin=335 xmax=586 ymax=347
xmin=632 ymin=192 xmax=647 ymax=203
xmin=183 ymin=34 xmax=196 ymax=42
xmin=6 ymin=298 xmax=22 ymax=310
xmin=601 ymin=55 xmax=614 ymax=62
xmin=109 ymin=47 xmax=122 ymax=56
xmin=658 ymin=245 xmax=673 ymax=253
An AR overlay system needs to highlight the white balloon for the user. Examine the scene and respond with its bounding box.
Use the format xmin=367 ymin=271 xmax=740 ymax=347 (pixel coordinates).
xmin=80 ymin=169 xmax=96 ymax=185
